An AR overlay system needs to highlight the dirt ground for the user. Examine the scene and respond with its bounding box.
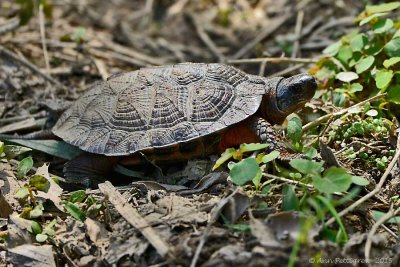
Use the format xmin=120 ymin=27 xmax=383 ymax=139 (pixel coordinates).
xmin=1 ymin=0 xmax=400 ymax=266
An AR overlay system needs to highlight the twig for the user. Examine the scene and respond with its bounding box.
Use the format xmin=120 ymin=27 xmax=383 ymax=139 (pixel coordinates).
xmin=0 ymin=45 xmax=65 ymax=90
xmin=190 ymin=188 xmax=239 ymax=267
xmin=228 ymin=57 xmax=318 ymax=64
xmin=263 ymin=173 xmax=313 ymax=189
xmin=93 ymin=58 xmax=109 ymax=80
xmin=303 ymin=93 xmax=387 ymax=132
xmin=258 ymin=60 xmax=267 ymax=76
xmin=189 ymin=14 xmax=226 ymax=63
xmin=365 ymin=205 xmax=400 ymax=260
xmin=98 ymin=181 xmax=170 ymax=258
xmin=291 ymin=10 xmax=304 ymax=58
xmin=309 ymin=16 xmax=355 ymax=39
xmin=89 ymin=48 xmax=149 ymax=67
xmin=100 ymin=38 xmax=165 ymax=66
xmin=325 ymin=134 xmax=400 ymax=226
xmin=0 ymin=17 xmax=20 ymax=35
xmin=268 ymin=63 xmax=305 ymax=77
xmin=38 ymin=4 xmax=50 ymax=74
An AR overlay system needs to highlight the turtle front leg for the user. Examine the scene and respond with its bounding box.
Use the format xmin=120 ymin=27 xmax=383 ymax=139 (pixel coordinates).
xmin=218 ymin=116 xmax=293 ymax=158
xmin=249 ymin=116 xmax=298 ymax=160
xmin=218 ymin=117 xmax=281 ymax=152
xmin=248 ymin=117 xmax=281 ymax=149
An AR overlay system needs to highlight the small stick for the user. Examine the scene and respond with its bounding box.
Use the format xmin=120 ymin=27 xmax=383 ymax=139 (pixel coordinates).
xmin=303 ymin=93 xmax=387 ymax=132
xmin=89 ymin=48 xmax=148 ymax=67
xmin=228 ymin=57 xmax=318 ymax=64
xmin=38 ymin=4 xmax=50 ymax=74
xmin=258 ymin=60 xmax=267 ymax=76
xmin=93 ymin=58 xmax=109 ymax=80
xmin=190 ymin=188 xmax=240 ymax=267
xmin=98 ymin=181 xmax=170 ymax=258
xmin=364 ymin=205 xmax=400 ymax=260
xmin=291 ymin=10 xmax=304 ymax=58
xmin=268 ymin=63 xmax=304 ymax=78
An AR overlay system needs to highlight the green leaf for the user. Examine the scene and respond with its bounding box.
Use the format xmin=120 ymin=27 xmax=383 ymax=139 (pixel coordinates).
xmin=29 ymin=175 xmax=50 ymax=193
xmin=15 ymin=187 xmax=29 ymax=200
xmin=30 ymin=202 xmax=44 ymax=219
xmin=261 ymin=150 xmax=280 ymax=163
xmin=323 ymin=41 xmax=341 ymax=56
xmin=350 ymin=83 xmax=363 ymax=93
xmin=303 ymin=147 xmax=318 ymax=159
xmin=375 ymin=69 xmax=394 ymax=90
xmin=68 ymin=190 xmax=87 ymax=203
xmin=359 ymin=12 xmax=388 ymax=25
xmin=313 ymin=167 xmax=352 ymax=194
xmin=17 ymin=157 xmax=33 ymax=178
xmin=289 ymin=159 xmax=323 ymax=175
xmin=42 ymin=219 xmax=56 ymax=237
xmin=213 ymin=148 xmax=235 ymax=170
xmin=350 ymin=34 xmax=367 ymax=52
xmin=30 ymin=221 xmax=42 ymax=235
xmin=384 ymin=38 xmax=400 ymax=57
xmin=0 ymin=141 xmax=4 ymax=155
xmin=252 ymin=168 xmax=263 ymax=188
xmin=71 ymin=27 xmax=86 ymax=44
xmin=3 ymin=145 xmax=31 ymax=160
xmin=336 ymin=72 xmax=359 ymax=83
xmin=365 ymin=109 xmax=378 ymax=117
xmin=387 ymin=85 xmax=400 ymax=104
xmin=287 ymin=116 xmax=302 ymax=144
xmin=373 ymin=18 xmax=394 ymax=33
xmin=351 ymin=176 xmax=370 ymax=186
xmin=383 ymin=57 xmax=400 ymax=68
xmin=230 ymin=158 xmax=260 ymax=186
xmin=65 ymin=202 xmax=86 ymax=221
xmin=282 ymin=184 xmax=299 ymax=211
xmin=366 ymin=2 xmax=400 ymax=14
xmin=239 ymin=143 xmax=269 ymax=153
xmin=36 ymin=234 xmax=48 ymax=243
xmin=336 ymin=45 xmax=352 ymax=64
xmin=371 ymin=210 xmax=400 ymax=224
xmin=6 ymin=140 xmax=81 ymax=160
xmin=355 ymin=56 xmax=374 ymax=74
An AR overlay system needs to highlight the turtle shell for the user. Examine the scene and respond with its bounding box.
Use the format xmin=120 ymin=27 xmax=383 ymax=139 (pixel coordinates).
xmin=52 ymin=63 xmax=281 ymax=156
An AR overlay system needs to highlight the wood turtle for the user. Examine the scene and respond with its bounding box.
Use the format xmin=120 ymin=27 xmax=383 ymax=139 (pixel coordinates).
xmin=49 ymin=63 xmax=316 ymax=183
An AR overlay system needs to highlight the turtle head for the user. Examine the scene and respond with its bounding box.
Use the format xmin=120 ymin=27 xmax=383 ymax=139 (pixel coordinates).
xmin=261 ymin=74 xmax=317 ymax=124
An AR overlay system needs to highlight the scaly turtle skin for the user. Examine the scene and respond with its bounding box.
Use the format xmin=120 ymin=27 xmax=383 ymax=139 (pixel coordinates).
xmin=51 ymin=63 xmax=316 ymax=184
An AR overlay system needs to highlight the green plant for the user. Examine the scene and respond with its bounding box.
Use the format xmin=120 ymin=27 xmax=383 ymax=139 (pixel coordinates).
xmin=64 ymin=190 xmax=102 ymax=222
xmin=310 ymin=1 xmax=400 ymax=115
xmin=213 ymin=143 xmax=280 ymax=191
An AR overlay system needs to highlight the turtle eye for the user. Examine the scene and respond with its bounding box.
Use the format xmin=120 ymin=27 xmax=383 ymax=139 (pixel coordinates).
xmin=275 ymin=74 xmax=317 ymax=114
